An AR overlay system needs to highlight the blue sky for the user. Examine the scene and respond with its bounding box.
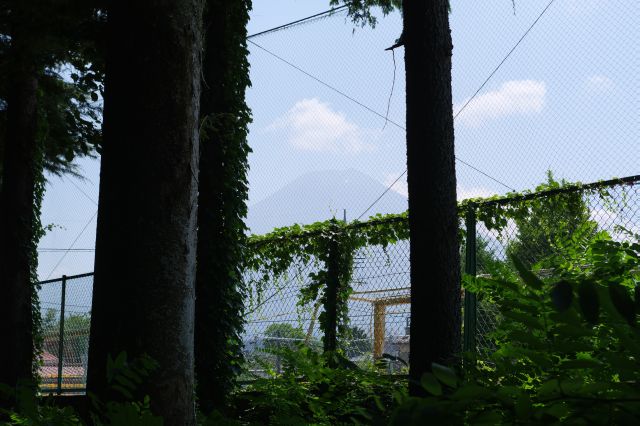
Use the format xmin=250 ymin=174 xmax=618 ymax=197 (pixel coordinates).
xmin=37 ymin=0 xmax=639 ymax=280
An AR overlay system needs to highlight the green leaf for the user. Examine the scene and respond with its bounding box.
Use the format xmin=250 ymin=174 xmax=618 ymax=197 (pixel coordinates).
xmin=515 ymin=393 xmax=532 ymax=420
xmin=501 ymin=310 xmax=543 ymax=330
xmin=511 ymin=256 xmax=543 ymax=290
xmin=578 ymin=280 xmax=600 ymax=324
xmin=496 ymin=385 xmax=521 ymax=401
xmin=114 ymin=374 xmax=137 ymax=391
xmin=580 ymin=382 xmax=617 ymax=395
xmin=112 ymin=384 xmax=134 ymax=400
xmin=552 ymin=324 xmax=592 ymax=338
xmin=543 ymin=402 xmax=570 ymax=419
xmin=471 ymin=410 xmax=503 ymax=424
xmin=420 ymin=373 xmax=442 ymax=396
xmin=609 ymin=284 xmax=635 ymax=325
xmin=431 ymin=363 xmax=458 ymax=388
xmin=560 ymin=359 xmax=602 ymax=369
xmin=551 ymin=280 xmax=573 ymax=312
xmin=506 ymin=330 xmax=546 ymax=349
xmin=537 ymin=379 xmax=560 ymax=397
xmin=451 ymin=384 xmax=492 ymax=400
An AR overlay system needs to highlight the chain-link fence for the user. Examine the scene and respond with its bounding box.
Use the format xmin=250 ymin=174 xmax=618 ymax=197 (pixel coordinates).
xmin=37 ymin=273 xmax=93 ymax=394
xmin=38 ymin=1 xmax=639 ymax=279
xmin=243 ymin=175 xmax=640 ymax=367
xmin=464 ymin=175 xmax=640 ymax=355
xmin=37 ymin=175 xmax=640 ymax=389
xmin=243 ymin=240 xmax=412 ymax=376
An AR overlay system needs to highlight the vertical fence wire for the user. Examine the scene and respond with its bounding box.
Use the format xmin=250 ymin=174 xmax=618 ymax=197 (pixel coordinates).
xmin=56 ymin=275 xmax=67 ymax=394
xmin=463 ymin=206 xmax=477 ymax=354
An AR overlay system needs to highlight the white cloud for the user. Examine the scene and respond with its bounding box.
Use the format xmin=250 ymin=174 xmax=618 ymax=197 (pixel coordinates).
xmin=455 ymin=80 xmax=546 ymax=127
xmin=384 ymin=173 xmax=408 ymax=198
xmin=267 ymin=98 xmax=374 ymax=154
xmin=585 ymin=75 xmax=615 ymax=93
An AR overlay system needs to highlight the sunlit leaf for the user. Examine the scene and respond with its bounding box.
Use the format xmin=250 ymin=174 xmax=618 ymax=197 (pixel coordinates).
xmin=511 ymin=256 xmax=543 ymax=290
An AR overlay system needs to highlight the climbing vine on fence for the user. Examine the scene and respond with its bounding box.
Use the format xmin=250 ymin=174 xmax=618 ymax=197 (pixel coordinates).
xmin=244 ymin=174 xmax=638 ymax=349
xmin=245 ymin=212 xmax=409 ymax=348
xmin=458 ymin=173 xmax=629 ymax=236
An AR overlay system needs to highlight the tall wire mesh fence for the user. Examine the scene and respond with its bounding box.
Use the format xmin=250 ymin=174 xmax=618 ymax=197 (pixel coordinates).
xmin=243 ymin=240 xmax=412 ymax=377
xmin=31 ymin=0 xmax=640 ymax=390
xmin=467 ymin=176 xmax=640 ymax=356
xmin=36 ymin=175 xmax=640 ymax=390
xmin=37 ymin=273 xmax=93 ymax=394
xmin=37 ymin=1 xmax=639 ymax=277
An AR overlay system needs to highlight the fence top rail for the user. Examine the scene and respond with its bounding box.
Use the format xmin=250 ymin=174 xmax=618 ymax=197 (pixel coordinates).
xmin=247 ymin=214 xmax=407 ymax=249
xmin=249 ymin=174 xmax=640 ymax=247
xmin=38 ymin=272 xmax=95 ymax=285
xmin=467 ymin=174 xmax=640 ymax=209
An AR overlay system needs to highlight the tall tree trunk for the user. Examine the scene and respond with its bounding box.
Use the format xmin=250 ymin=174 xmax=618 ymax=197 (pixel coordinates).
xmin=195 ymin=0 xmax=252 ymax=414
xmin=0 ymin=19 xmax=39 ymax=396
xmin=86 ymin=1 xmax=203 ymax=424
xmin=404 ymin=0 xmax=461 ymax=396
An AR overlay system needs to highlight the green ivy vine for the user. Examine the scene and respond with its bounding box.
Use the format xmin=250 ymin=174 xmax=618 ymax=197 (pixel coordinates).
xmin=245 ymin=174 xmax=638 ymax=350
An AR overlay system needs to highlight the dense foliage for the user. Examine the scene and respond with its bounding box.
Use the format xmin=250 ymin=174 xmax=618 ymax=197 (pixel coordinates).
xmin=329 ymin=0 xmax=402 ymax=27
xmin=230 ymin=348 xmax=405 ymax=425
xmin=0 ymin=0 xmax=104 ymax=391
xmin=246 ymin=214 xmax=408 ymax=354
xmin=194 ymin=0 xmax=253 ymax=413
xmin=2 ymin=178 xmax=639 ymax=424
xmin=244 ymin=174 xmax=621 ymax=356
xmin=392 ymin=232 xmax=640 ymax=424
xmin=0 ymin=0 xmax=104 ymax=177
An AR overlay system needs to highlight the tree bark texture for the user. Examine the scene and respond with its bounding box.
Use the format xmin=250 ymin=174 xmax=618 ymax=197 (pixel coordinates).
xmin=403 ymin=0 xmax=461 ymax=396
xmin=86 ymin=1 xmax=203 ymax=424
xmin=0 ymin=18 xmax=39 ymax=394
xmin=195 ymin=0 xmax=251 ymax=414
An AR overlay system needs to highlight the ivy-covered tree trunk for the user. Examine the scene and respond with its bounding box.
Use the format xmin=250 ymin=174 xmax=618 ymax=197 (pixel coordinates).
xmin=404 ymin=0 xmax=461 ymax=396
xmin=195 ymin=0 xmax=252 ymax=414
xmin=86 ymin=1 xmax=203 ymax=424
xmin=0 ymin=14 xmax=40 ymax=395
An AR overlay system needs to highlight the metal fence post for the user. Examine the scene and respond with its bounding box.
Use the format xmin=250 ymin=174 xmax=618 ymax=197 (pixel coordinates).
xmin=323 ymin=225 xmax=340 ymax=354
xmin=463 ymin=206 xmax=477 ymax=354
xmin=57 ymin=275 xmax=67 ymax=395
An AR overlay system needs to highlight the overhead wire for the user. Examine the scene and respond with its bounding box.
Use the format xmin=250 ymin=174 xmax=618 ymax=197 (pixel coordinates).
xmin=248 ymin=39 xmax=515 ymax=193
xmin=44 ymin=209 xmax=98 ymax=279
xmin=40 ymin=176 xmax=99 ymax=276
xmin=40 ymin=8 xmax=355 ymax=265
xmin=357 ymin=0 xmax=557 ymax=219
xmin=43 ymin=1 xmax=555 ymax=267
xmin=248 ymin=5 xmax=349 ymax=39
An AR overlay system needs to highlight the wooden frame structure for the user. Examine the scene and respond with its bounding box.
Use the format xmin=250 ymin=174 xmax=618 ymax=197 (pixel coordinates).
xmin=350 ymin=287 xmax=410 ymax=358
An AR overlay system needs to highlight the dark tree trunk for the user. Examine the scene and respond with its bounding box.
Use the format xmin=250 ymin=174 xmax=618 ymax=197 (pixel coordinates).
xmin=404 ymin=0 xmax=461 ymax=396
xmin=0 ymin=21 xmax=39 ymax=396
xmin=195 ymin=0 xmax=251 ymax=414
xmin=86 ymin=1 xmax=203 ymax=424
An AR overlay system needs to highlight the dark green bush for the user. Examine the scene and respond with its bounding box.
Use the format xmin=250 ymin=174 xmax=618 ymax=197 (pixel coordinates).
xmin=392 ymin=231 xmax=640 ymax=425
xmin=230 ymin=347 xmax=406 ymax=425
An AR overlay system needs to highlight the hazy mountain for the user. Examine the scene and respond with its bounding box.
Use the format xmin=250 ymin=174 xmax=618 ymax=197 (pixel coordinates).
xmin=247 ymin=169 xmax=407 ymax=235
